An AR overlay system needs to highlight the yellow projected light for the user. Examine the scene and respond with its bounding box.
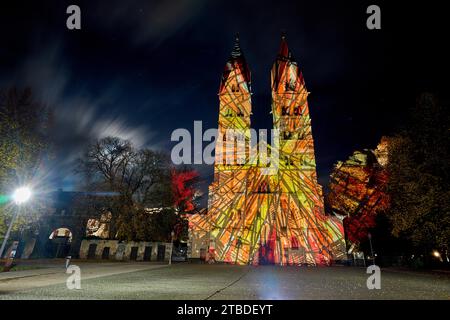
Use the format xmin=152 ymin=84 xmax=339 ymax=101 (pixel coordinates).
xmin=189 ymin=36 xmax=346 ymax=265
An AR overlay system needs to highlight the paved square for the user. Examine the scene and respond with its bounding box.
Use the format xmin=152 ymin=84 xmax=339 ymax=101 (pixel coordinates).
xmin=0 ymin=263 xmax=449 ymax=299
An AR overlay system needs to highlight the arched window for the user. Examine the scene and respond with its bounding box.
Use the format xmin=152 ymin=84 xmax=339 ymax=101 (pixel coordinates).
xmin=258 ymin=181 xmax=271 ymax=193
xmin=291 ymin=236 xmax=299 ymax=249
xmin=284 ymin=156 xmax=293 ymax=166
xmin=283 ymin=131 xmax=292 ymax=140
xmin=284 ymin=81 xmax=290 ymax=92
xmin=285 ymin=79 xmax=296 ymax=91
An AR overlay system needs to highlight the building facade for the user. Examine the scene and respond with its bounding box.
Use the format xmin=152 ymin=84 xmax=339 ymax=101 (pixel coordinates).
xmin=189 ymin=36 xmax=346 ymax=265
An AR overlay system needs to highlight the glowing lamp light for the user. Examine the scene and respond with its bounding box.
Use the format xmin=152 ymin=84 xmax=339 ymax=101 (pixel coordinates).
xmin=12 ymin=187 xmax=32 ymax=205
xmin=432 ymin=250 xmax=441 ymax=258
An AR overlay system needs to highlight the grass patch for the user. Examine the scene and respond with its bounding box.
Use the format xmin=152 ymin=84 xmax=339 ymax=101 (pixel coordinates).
xmin=1 ymin=265 xmax=43 ymax=272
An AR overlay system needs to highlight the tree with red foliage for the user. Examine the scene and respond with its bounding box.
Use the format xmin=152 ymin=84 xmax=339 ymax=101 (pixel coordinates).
xmin=327 ymin=138 xmax=390 ymax=245
xmin=171 ymin=168 xmax=199 ymax=213
xmin=170 ymin=167 xmax=200 ymax=240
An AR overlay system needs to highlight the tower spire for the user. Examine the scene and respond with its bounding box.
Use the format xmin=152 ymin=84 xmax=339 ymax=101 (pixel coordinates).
xmin=231 ymin=33 xmax=242 ymax=58
xmin=271 ymin=34 xmax=303 ymax=92
xmin=278 ymin=33 xmax=291 ymax=60
xmin=219 ymin=34 xmax=251 ymax=94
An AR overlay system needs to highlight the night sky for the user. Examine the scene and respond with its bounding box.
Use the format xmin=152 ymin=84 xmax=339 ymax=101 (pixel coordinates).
xmin=1 ymin=1 xmax=448 ymax=198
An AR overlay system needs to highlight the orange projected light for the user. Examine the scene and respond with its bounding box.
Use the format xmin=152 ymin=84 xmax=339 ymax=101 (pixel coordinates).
xmin=189 ymin=36 xmax=346 ymax=265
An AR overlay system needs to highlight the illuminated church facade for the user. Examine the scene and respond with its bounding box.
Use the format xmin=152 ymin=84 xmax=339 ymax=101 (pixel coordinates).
xmin=188 ymin=36 xmax=346 ymax=265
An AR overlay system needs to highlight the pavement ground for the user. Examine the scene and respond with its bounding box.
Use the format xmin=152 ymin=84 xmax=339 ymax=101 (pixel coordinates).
xmin=0 ymin=262 xmax=449 ymax=300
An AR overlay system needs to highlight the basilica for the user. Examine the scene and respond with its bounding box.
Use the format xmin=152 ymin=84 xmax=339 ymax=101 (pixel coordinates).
xmin=188 ymin=36 xmax=346 ymax=265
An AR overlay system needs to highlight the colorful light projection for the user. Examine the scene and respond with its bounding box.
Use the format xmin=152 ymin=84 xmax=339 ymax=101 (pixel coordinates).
xmin=189 ymin=36 xmax=346 ymax=265
xmin=327 ymin=138 xmax=390 ymax=244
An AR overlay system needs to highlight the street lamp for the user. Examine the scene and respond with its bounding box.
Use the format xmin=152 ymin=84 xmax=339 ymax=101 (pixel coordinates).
xmin=0 ymin=186 xmax=32 ymax=259
xmin=12 ymin=187 xmax=32 ymax=205
xmin=432 ymin=250 xmax=443 ymax=262
xmin=169 ymin=231 xmax=175 ymax=265
xmin=368 ymin=232 xmax=375 ymax=266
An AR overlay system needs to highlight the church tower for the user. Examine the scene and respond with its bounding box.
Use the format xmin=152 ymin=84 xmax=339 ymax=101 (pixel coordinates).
xmin=189 ymin=36 xmax=346 ymax=265
xmin=215 ymin=35 xmax=252 ymax=167
xmin=206 ymin=36 xmax=256 ymax=264
xmin=271 ymin=36 xmax=319 ymax=179
xmin=268 ymin=36 xmax=346 ymax=265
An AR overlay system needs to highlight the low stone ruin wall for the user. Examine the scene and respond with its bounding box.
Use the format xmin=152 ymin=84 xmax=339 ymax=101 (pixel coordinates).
xmin=79 ymin=239 xmax=172 ymax=262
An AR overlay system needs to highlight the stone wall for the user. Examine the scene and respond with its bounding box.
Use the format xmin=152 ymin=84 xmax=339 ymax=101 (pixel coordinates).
xmin=188 ymin=211 xmax=211 ymax=260
xmin=79 ymin=239 xmax=172 ymax=262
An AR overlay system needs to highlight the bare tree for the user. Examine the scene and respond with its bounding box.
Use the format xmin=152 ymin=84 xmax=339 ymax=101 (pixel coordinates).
xmin=76 ymin=136 xmax=171 ymax=239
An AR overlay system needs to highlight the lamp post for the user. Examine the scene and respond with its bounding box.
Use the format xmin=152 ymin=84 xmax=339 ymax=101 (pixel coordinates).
xmin=0 ymin=187 xmax=32 ymax=259
xmin=368 ymin=232 xmax=375 ymax=266
xmin=169 ymin=231 xmax=175 ymax=265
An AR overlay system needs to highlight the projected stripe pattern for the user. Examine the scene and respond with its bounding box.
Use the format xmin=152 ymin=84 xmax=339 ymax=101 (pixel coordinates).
xmin=190 ymin=36 xmax=346 ymax=265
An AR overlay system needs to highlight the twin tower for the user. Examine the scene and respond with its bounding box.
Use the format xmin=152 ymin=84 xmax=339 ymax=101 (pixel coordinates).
xmin=188 ymin=36 xmax=345 ymax=265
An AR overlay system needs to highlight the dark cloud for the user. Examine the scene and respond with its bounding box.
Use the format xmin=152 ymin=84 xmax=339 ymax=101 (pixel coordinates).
xmin=0 ymin=1 xmax=448 ymax=195
xmin=0 ymin=40 xmax=154 ymax=189
xmin=90 ymin=0 xmax=206 ymax=47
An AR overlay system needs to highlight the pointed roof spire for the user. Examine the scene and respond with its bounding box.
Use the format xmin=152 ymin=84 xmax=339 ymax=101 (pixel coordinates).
xmin=278 ymin=33 xmax=292 ymax=60
xmin=271 ymin=33 xmax=303 ymax=91
xmin=219 ymin=34 xmax=251 ymax=94
xmin=230 ymin=33 xmax=242 ymax=58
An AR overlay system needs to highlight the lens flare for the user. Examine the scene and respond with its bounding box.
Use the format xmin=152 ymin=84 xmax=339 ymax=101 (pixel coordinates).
xmin=12 ymin=187 xmax=32 ymax=204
